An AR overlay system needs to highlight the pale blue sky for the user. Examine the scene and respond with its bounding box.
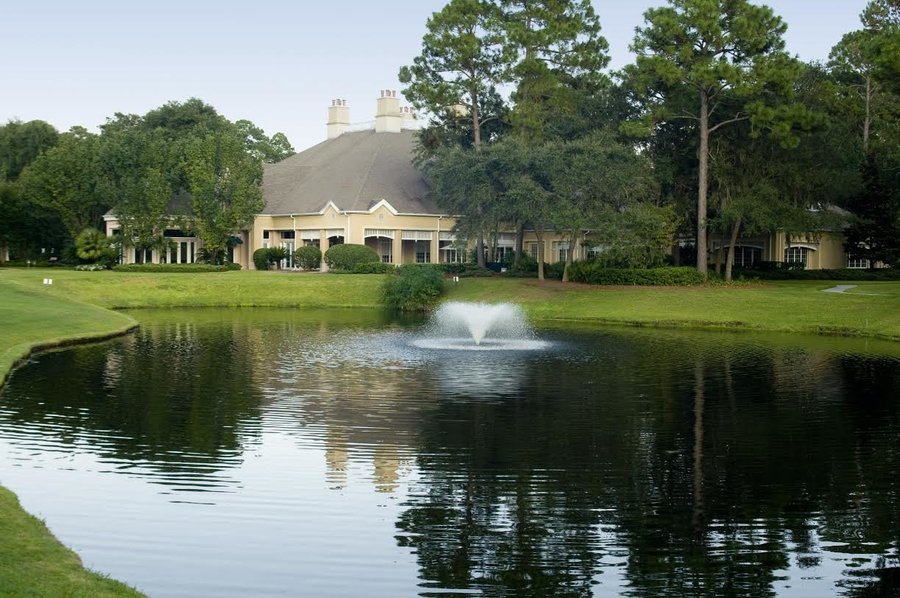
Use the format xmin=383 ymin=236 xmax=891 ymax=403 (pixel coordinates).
xmin=1 ymin=0 xmax=868 ymax=152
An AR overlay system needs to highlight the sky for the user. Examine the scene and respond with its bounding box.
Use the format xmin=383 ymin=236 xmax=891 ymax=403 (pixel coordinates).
xmin=1 ymin=0 xmax=869 ymax=153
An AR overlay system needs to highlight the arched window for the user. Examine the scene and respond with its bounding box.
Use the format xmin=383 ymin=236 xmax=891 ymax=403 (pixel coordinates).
xmin=784 ymin=246 xmax=811 ymax=268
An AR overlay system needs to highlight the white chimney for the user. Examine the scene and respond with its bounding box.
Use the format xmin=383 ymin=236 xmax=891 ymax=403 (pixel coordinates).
xmin=375 ymin=89 xmax=401 ymax=133
xmin=400 ymin=106 xmax=418 ymax=130
xmin=327 ymin=98 xmax=350 ymax=139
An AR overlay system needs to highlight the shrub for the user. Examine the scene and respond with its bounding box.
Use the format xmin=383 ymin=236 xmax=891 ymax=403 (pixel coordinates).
xmin=293 ymin=245 xmax=322 ymax=270
xmin=113 ymin=263 xmax=242 ymax=273
xmin=75 ymin=228 xmax=116 ymax=265
xmin=253 ymin=248 xmax=272 ymax=271
xmin=568 ymin=263 xmax=706 ymax=285
xmin=324 ymin=244 xmax=380 ymax=271
xmin=383 ymin=264 xmax=445 ymax=311
xmin=267 ymin=246 xmax=289 ymax=267
xmin=352 ymin=261 xmax=395 ymax=274
xmin=510 ymin=255 xmax=538 ymax=274
xmin=544 ymin=261 xmax=566 ymax=280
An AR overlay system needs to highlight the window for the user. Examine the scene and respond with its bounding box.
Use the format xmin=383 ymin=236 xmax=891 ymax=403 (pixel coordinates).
xmin=784 ymin=246 xmax=810 ymax=268
xmin=494 ymin=246 xmax=514 ymax=263
xmin=378 ymin=239 xmax=392 ymax=263
xmin=263 ymin=230 xmax=270 ymax=239
xmin=553 ymin=241 xmax=570 ymax=263
xmin=415 ymin=241 xmax=430 ymax=263
xmin=847 ymin=254 xmax=870 ymax=269
xmin=527 ymin=243 xmax=540 ymax=260
xmin=586 ymin=246 xmax=603 ymax=260
xmin=732 ymin=246 xmax=761 ymax=267
xmin=281 ymin=231 xmax=295 ymax=240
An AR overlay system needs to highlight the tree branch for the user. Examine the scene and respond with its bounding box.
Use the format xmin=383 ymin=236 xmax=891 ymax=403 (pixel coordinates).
xmin=708 ymin=114 xmax=748 ymax=133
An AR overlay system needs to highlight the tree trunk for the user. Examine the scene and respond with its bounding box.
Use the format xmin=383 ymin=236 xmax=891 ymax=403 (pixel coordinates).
xmin=515 ymin=222 xmax=524 ymax=263
xmin=471 ymin=86 xmax=481 ymax=150
xmin=535 ymin=232 xmax=544 ymax=281
xmin=864 ymin=75 xmax=871 ymax=155
xmin=697 ymin=91 xmax=710 ymax=277
xmin=672 ymin=242 xmax=681 ymax=266
xmin=476 ymin=233 xmax=485 ymax=268
xmin=724 ymin=215 xmax=741 ymax=282
xmin=714 ymin=232 xmax=723 ymax=277
xmin=562 ymin=232 xmax=574 ymax=283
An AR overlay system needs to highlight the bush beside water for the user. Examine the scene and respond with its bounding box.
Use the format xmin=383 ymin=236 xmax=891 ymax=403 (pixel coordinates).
xmin=383 ymin=264 xmax=445 ymax=311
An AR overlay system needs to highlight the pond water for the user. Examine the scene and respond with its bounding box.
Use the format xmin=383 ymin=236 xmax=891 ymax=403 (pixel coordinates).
xmin=1 ymin=309 xmax=899 ymax=597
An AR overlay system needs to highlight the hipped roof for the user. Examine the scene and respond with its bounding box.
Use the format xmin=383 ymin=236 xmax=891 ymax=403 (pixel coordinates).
xmin=261 ymin=129 xmax=440 ymax=216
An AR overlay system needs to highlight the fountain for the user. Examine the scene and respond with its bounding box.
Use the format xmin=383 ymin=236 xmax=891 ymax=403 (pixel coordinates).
xmin=411 ymin=302 xmax=549 ymax=351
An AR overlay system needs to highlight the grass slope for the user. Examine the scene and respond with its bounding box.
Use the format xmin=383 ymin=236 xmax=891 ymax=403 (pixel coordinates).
xmin=0 ymin=487 xmax=142 ymax=597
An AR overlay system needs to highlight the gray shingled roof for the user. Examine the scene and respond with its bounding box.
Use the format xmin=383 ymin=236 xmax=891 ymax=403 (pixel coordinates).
xmin=261 ymin=129 xmax=441 ymax=215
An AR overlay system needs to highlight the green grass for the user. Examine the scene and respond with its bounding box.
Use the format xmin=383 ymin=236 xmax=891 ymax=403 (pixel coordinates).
xmin=0 ymin=268 xmax=898 ymax=596
xmin=445 ymin=278 xmax=900 ymax=340
xmin=0 ymin=487 xmax=143 ymax=597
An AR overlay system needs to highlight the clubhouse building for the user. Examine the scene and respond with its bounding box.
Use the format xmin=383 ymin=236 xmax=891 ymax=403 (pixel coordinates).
xmin=104 ymin=91 xmax=860 ymax=271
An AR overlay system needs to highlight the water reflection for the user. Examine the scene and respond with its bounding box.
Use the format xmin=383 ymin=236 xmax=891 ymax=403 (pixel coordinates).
xmin=0 ymin=311 xmax=898 ymax=597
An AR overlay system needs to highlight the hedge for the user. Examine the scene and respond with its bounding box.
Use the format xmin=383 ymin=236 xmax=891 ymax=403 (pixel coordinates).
xmin=113 ymin=263 xmax=242 ymax=273
xmin=324 ymin=244 xmax=380 ymax=271
xmin=351 ymin=261 xmax=395 ymax=274
xmin=734 ymin=267 xmax=900 ymax=281
xmin=568 ymin=263 xmax=706 ymax=286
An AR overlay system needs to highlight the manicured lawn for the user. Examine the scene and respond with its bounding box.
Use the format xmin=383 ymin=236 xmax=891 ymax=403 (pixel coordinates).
xmin=0 ymin=267 xmax=897 ymax=596
xmin=445 ymin=278 xmax=900 ymax=340
xmin=0 ymin=269 xmax=384 ymax=309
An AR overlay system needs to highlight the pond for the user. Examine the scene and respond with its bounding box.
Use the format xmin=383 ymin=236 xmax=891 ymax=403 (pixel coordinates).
xmin=1 ymin=308 xmax=899 ymax=597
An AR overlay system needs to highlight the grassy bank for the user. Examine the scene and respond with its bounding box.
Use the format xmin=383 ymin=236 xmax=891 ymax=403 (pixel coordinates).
xmin=0 ymin=277 xmax=142 ymax=596
xmin=0 ymin=268 xmax=898 ymax=595
xmin=0 ymin=487 xmax=142 ymax=597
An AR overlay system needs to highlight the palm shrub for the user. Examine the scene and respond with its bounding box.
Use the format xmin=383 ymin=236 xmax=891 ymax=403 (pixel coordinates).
xmin=267 ymin=246 xmax=289 ymax=268
xmin=75 ymin=228 xmax=116 ymax=266
xmin=293 ymin=245 xmax=322 ymax=270
xmin=324 ymin=244 xmax=379 ymax=271
xmin=383 ymin=264 xmax=445 ymax=311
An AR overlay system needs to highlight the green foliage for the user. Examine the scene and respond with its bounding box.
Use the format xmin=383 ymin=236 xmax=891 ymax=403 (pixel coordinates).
xmin=351 ymin=261 xmax=395 ymax=274
xmin=624 ymin=0 xmax=800 ymax=273
xmin=253 ymin=248 xmax=271 ymax=270
xmin=183 ymin=132 xmax=264 ymax=264
xmin=292 ymin=245 xmax=322 ymax=270
xmin=543 ymin=261 xmax=565 ymax=280
xmin=0 ymin=119 xmax=59 ymax=181
xmin=19 ymin=129 xmax=109 ymax=241
xmin=75 ymin=228 xmax=116 ymax=264
xmin=843 ymin=156 xmax=899 ymax=265
xmin=383 ymin=264 xmax=446 ymax=311
xmin=500 ymin=0 xmax=610 ymax=144
xmin=510 ymin=254 xmax=538 ymax=274
xmin=235 ymin=120 xmax=295 ymax=163
xmin=588 ymin=204 xmax=680 ymax=269
xmin=439 ymin=262 xmax=494 ymax=276
xmin=568 ymin=264 xmax=707 ymax=286
xmin=399 ymin=0 xmax=510 ymax=150
xmin=266 ymin=246 xmax=289 ymax=267
xmin=113 ymin=263 xmax=241 ymax=273
xmin=323 ymin=244 xmax=380 ymax=271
